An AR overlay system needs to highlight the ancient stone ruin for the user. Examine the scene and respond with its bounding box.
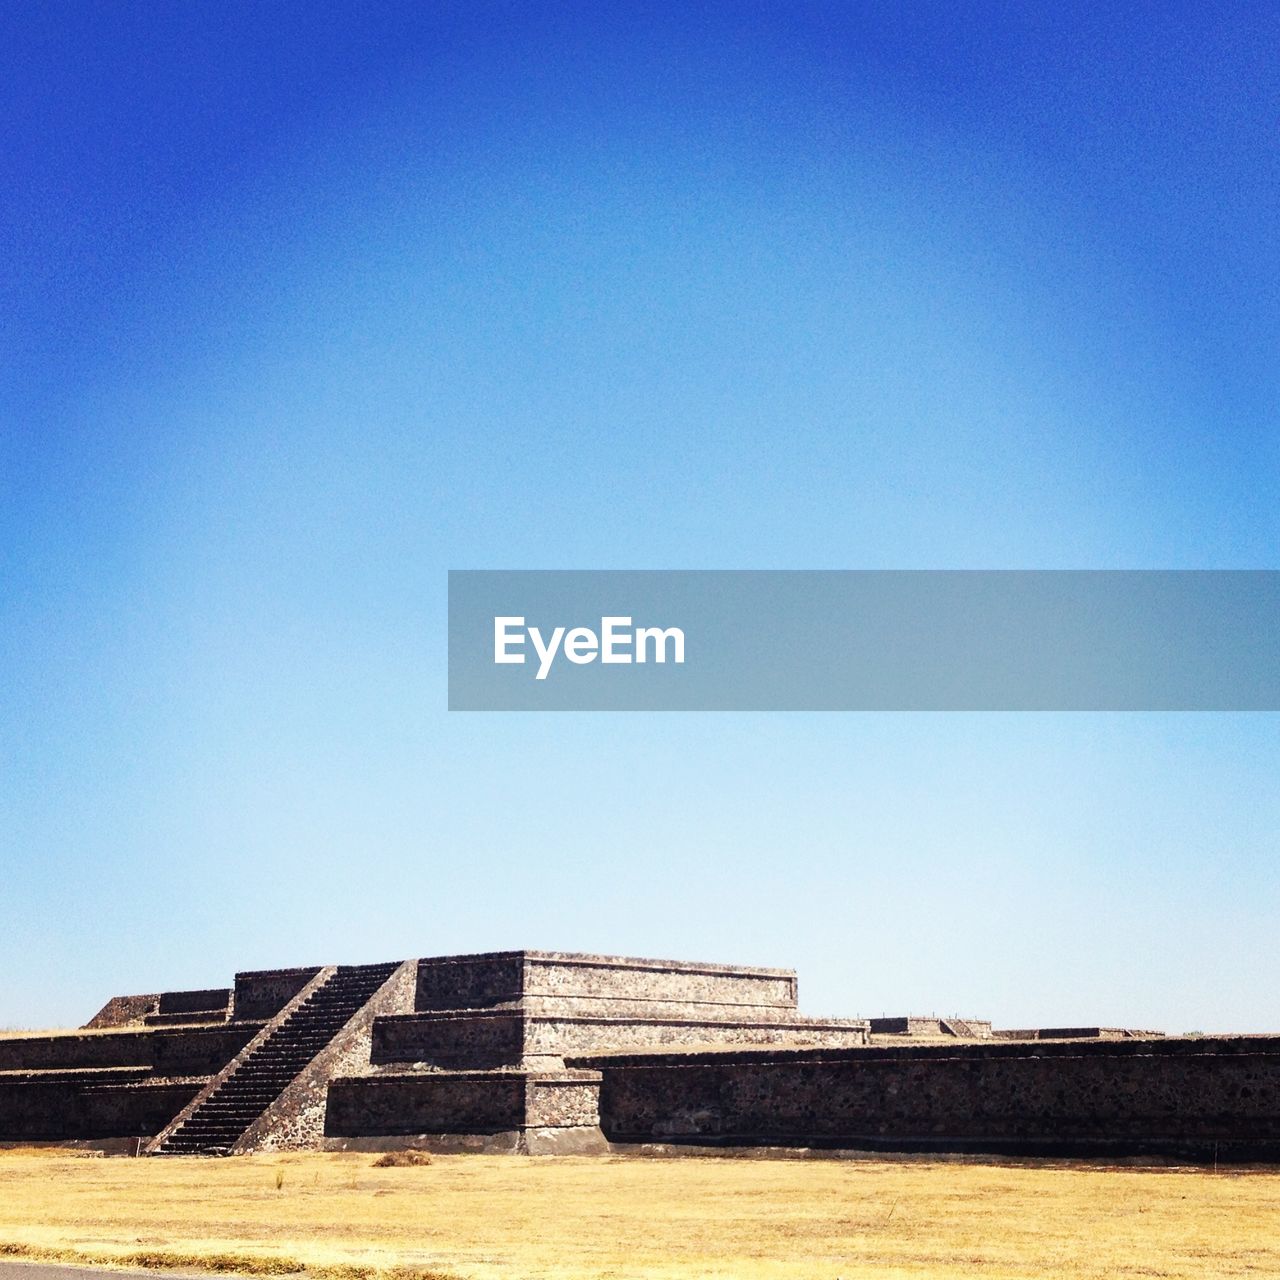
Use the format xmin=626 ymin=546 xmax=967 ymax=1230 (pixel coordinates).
xmin=2 ymin=949 xmax=1276 ymax=1161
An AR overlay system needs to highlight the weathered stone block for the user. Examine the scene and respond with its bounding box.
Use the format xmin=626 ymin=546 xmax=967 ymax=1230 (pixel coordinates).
xmin=575 ymin=1036 xmax=1280 ymax=1159
xmin=83 ymin=993 xmax=160 ymax=1030
xmin=0 ymin=1024 xmax=263 ymax=1081
xmin=373 ymin=1010 xmax=523 ymax=1069
xmin=0 ymin=1032 xmax=153 ymax=1073
xmin=233 ymin=967 xmax=323 ymax=1021
xmin=149 ymin=1024 xmax=262 ymax=1076
xmin=373 ymin=1009 xmax=867 ymax=1070
xmin=324 ymin=1069 xmax=602 ymax=1140
xmin=158 ymin=988 xmax=232 ymax=1015
xmin=0 ymin=1080 xmax=201 ymax=1140
xmin=326 ymin=1071 xmax=526 ymax=1136
xmin=415 ymin=951 xmax=798 ymax=1013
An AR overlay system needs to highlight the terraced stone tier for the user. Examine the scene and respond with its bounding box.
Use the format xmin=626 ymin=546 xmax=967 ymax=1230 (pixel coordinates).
xmin=232 ymin=966 xmax=324 ymax=1022
xmin=569 ymin=1036 xmax=1280 ymax=1159
xmin=869 ymin=1017 xmax=993 ymax=1039
xmin=0 ymin=1066 xmax=153 ymax=1086
xmin=415 ymin=951 xmax=799 ymax=1013
xmin=325 ymin=1068 xmax=603 ymax=1141
xmin=0 ymin=1024 xmax=260 ymax=1075
xmin=372 ymin=1009 xmax=869 ymax=1070
xmin=0 ymin=1078 xmax=202 ymax=1141
xmin=143 ymin=988 xmax=232 ymax=1027
xmin=991 ymin=1026 xmax=1165 ymax=1041
xmin=143 ymin=1010 xmax=231 ymax=1027
xmin=84 ymin=993 xmax=162 ymax=1030
xmin=159 ymin=988 xmax=232 ymax=1015
xmin=512 ymin=995 xmax=813 ymax=1020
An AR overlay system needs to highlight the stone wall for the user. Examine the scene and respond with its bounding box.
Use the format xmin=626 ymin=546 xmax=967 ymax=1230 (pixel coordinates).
xmin=415 ymin=952 xmax=798 ymax=1013
xmin=575 ymin=1036 xmax=1280 ymax=1160
xmin=525 ymin=1015 xmax=866 ymax=1060
xmin=522 ymin=952 xmax=798 ymax=1007
xmin=869 ymin=1017 xmax=942 ymax=1035
xmin=330 ymin=950 xmax=867 ymax=1152
xmin=415 ymin=955 xmax=524 ymax=1010
xmin=373 ymin=1009 xmax=868 ymax=1070
xmin=25 ymin=948 xmax=1239 ymax=1161
xmin=526 ymin=1072 xmax=602 ymax=1128
xmin=0 ymin=1032 xmax=154 ymax=1071
xmin=158 ymin=988 xmax=231 ymax=1015
xmin=991 ymin=1027 xmax=1165 ymax=1041
xmin=325 ymin=1069 xmax=602 ymax=1139
xmin=83 ymin=993 xmax=160 ymax=1030
xmin=373 ymin=1011 xmax=522 ymax=1068
xmin=0 ymin=1080 xmax=200 ymax=1140
xmin=0 ymin=1017 xmax=264 ymax=1144
xmin=0 ymin=1024 xmax=258 ymax=1076
xmin=150 ymin=1024 xmax=262 ymax=1076
xmin=870 ymin=1017 xmax=994 ymax=1039
xmin=327 ymin=1071 xmax=526 ymax=1136
xmin=233 ymin=967 xmax=323 ymax=1021
xmin=517 ymin=995 xmax=808 ymax=1020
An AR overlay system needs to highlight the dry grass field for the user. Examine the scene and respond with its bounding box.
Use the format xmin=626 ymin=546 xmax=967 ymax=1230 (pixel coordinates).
xmin=1 ymin=1148 xmax=1278 ymax=1280
xmin=0 ymin=1029 xmax=89 ymax=1038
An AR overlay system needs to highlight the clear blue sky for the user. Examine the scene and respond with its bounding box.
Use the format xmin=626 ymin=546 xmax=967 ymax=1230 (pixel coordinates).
xmin=1 ymin=2 xmax=1277 ymax=1032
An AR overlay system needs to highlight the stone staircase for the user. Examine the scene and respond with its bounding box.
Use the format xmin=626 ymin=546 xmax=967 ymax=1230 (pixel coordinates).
xmin=152 ymin=962 xmax=399 ymax=1155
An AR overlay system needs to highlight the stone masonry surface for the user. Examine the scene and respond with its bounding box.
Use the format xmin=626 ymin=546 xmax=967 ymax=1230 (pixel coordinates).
xmin=324 ymin=950 xmax=866 ymax=1151
xmin=235 ymin=959 xmax=417 ymax=1154
xmin=233 ymin=967 xmax=324 ymax=1022
xmin=570 ymin=1036 xmax=1280 ymax=1160
xmin=415 ymin=952 xmax=799 ymax=1011
xmin=371 ymin=1010 xmax=868 ymax=1070
xmin=6 ymin=948 xmax=1273 ymax=1162
xmin=83 ymin=994 xmax=161 ymax=1030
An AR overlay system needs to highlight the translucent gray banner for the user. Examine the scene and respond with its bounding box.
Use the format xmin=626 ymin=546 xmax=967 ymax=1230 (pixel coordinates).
xmin=448 ymin=571 xmax=1280 ymax=711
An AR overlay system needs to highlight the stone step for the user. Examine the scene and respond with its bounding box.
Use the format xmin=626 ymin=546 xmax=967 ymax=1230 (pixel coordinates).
xmin=202 ymin=1091 xmax=283 ymax=1101
xmin=197 ymin=1099 xmax=279 ymax=1111
xmin=154 ymin=962 xmax=403 ymax=1155
xmin=197 ymin=1096 xmax=282 ymax=1108
xmin=155 ymin=961 xmax=403 ymax=1155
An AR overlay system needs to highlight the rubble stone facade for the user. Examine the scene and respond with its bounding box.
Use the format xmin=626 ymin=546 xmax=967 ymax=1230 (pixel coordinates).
xmin=1 ymin=950 xmax=1271 ymax=1162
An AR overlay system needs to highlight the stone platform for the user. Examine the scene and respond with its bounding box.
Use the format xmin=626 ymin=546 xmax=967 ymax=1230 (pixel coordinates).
xmin=10 ymin=949 xmax=1252 ymax=1161
xmin=0 ymin=950 xmax=869 ymax=1154
xmin=324 ymin=950 xmax=869 ymax=1152
xmin=570 ymin=1034 xmax=1280 ymax=1161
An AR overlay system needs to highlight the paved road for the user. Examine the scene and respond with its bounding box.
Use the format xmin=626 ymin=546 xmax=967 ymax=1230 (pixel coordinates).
xmin=1 ymin=1264 xmax=221 ymax=1280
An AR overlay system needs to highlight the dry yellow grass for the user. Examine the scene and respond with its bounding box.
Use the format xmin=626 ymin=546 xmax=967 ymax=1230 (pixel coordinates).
xmin=1 ymin=1149 xmax=1278 ymax=1280
xmin=0 ymin=1027 xmax=123 ymax=1039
